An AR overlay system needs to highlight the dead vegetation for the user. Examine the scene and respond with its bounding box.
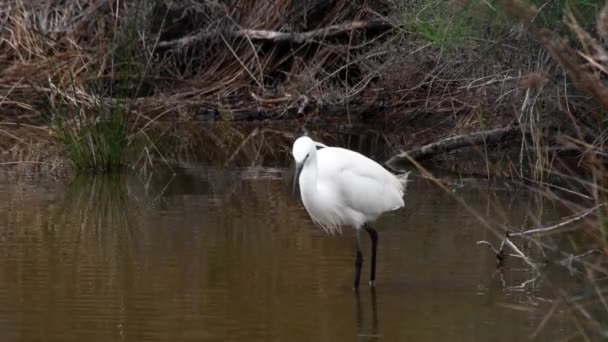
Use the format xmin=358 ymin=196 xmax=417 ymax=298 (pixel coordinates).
xmin=0 ymin=0 xmax=393 ymax=123
xmin=0 ymin=0 xmax=569 ymax=127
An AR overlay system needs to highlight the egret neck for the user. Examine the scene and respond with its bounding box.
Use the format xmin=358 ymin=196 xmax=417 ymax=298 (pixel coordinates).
xmin=292 ymin=145 xmax=316 ymax=196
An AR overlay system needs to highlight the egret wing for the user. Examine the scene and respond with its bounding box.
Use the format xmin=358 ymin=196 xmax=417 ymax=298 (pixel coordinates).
xmin=317 ymin=147 xmax=405 ymax=218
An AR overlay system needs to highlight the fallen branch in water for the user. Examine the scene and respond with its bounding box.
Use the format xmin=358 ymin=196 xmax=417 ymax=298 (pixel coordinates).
xmin=387 ymin=125 xmax=523 ymax=168
xmin=478 ymin=204 xmax=606 ymax=274
xmin=509 ymin=203 xmax=606 ymax=237
xmin=477 ymin=232 xmax=539 ymax=270
xmin=157 ymin=20 xmax=392 ymax=48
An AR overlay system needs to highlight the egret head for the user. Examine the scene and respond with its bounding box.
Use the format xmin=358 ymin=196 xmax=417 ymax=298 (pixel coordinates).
xmin=292 ymin=136 xmax=315 ymax=164
xmin=291 ymin=136 xmax=315 ymax=195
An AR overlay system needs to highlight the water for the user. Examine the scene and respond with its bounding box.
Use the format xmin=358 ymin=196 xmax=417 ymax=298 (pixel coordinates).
xmin=0 ymin=165 xmax=580 ymax=341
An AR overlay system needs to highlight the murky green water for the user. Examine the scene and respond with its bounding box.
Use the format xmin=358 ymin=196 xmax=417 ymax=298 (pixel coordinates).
xmin=0 ymin=164 xmax=579 ymax=341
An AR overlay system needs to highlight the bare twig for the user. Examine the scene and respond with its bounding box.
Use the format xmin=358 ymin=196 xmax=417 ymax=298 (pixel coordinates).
xmin=157 ymin=20 xmax=393 ymax=48
xmin=506 ymin=273 xmax=540 ymax=291
xmin=477 ymin=232 xmax=539 ymax=270
xmin=509 ymin=203 xmax=606 ymax=237
xmin=503 ymin=235 xmax=540 ymax=270
xmin=477 ymin=240 xmax=503 ymax=260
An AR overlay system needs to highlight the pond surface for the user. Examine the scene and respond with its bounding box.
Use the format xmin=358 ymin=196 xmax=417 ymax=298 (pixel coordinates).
xmin=0 ymin=165 xmax=579 ymax=341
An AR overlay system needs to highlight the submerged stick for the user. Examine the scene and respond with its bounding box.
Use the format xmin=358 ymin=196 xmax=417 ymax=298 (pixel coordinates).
xmin=477 ymin=232 xmax=538 ymax=270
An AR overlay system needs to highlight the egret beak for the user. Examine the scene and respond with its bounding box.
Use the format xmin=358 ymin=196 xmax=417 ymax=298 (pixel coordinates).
xmin=292 ymin=161 xmax=304 ymax=195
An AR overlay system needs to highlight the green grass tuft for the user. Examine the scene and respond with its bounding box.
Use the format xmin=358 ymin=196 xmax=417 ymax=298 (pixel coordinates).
xmin=50 ymin=0 xmax=154 ymax=174
xmin=55 ymin=104 xmax=129 ymax=174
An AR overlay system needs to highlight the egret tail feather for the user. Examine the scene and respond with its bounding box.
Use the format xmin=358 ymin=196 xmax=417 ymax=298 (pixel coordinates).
xmin=396 ymin=171 xmax=411 ymax=191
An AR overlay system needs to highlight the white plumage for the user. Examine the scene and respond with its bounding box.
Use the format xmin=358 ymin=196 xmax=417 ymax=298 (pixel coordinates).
xmin=291 ymin=135 xmax=410 ymax=289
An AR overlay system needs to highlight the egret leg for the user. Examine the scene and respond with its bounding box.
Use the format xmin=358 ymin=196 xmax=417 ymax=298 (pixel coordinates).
xmin=364 ymin=224 xmax=378 ymax=286
xmin=354 ymin=288 xmax=362 ymax=332
xmin=370 ymin=286 xmax=378 ymax=332
xmin=354 ymin=228 xmax=363 ymax=291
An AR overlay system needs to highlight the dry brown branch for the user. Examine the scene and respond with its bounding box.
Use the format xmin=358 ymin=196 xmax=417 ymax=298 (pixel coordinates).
xmin=156 ymin=20 xmax=393 ymax=48
xmin=387 ymin=125 xmax=523 ymax=168
xmin=509 ymin=203 xmax=606 ymax=237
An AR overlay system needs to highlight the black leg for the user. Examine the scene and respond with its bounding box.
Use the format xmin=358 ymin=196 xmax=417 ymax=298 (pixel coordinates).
xmin=354 ymin=228 xmax=363 ymax=290
xmin=364 ymin=224 xmax=378 ymax=286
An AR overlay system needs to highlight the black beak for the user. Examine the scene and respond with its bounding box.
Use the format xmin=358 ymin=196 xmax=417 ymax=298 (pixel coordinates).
xmin=292 ymin=162 xmax=304 ymax=196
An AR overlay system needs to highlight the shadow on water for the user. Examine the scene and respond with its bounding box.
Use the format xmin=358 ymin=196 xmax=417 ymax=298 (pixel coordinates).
xmin=0 ymin=164 xmax=589 ymax=341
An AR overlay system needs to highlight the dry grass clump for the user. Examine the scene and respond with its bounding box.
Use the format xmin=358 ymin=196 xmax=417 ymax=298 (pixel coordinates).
xmin=0 ymin=0 xmax=396 ymax=122
xmin=0 ymin=124 xmax=66 ymax=177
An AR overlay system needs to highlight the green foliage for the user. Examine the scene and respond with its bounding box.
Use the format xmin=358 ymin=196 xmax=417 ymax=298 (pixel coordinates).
xmin=399 ymin=0 xmax=509 ymax=50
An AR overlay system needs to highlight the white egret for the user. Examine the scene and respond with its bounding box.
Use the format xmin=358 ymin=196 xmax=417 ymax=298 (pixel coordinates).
xmin=291 ymin=136 xmax=410 ymax=290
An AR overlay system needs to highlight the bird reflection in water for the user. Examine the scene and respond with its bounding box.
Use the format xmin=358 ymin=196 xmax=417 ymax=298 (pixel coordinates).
xmin=356 ymin=288 xmax=379 ymax=341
